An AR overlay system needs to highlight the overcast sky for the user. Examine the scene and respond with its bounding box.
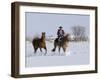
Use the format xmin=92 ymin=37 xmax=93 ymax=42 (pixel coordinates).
xmin=25 ymin=12 xmax=90 ymax=38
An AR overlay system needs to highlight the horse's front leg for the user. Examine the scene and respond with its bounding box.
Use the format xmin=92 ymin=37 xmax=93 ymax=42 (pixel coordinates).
xmin=52 ymin=42 xmax=57 ymax=52
xmin=44 ymin=47 xmax=47 ymax=55
xmin=62 ymin=47 xmax=66 ymax=53
xmin=58 ymin=46 xmax=61 ymax=53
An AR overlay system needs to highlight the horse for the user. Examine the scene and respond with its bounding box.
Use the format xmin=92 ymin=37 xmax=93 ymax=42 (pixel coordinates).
xmin=52 ymin=34 xmax=70 ymax=53
xmin=32 ymin=32 xmax=47 ymax=55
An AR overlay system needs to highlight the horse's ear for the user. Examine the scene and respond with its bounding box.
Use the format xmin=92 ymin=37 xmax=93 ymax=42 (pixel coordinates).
xmin=42 ymin=32 xmax=45 ymax=34
xmin=43 ymin=32 xmax=45 ymax=34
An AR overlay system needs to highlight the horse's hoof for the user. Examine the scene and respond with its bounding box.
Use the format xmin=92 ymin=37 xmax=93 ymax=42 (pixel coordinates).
xmin=52 ymin=49 xmax=55 ymax=52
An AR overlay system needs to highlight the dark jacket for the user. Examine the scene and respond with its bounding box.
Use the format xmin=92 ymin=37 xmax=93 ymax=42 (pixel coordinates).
xmin=57 ymin=29 xmax=65 ymax=37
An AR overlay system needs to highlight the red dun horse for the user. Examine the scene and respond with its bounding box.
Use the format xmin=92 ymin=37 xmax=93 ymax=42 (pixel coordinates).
xmin=32 ymin=32 xmax=47 ymax=55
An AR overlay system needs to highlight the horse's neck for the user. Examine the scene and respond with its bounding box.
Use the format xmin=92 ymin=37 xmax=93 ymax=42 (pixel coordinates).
xmin=41 ymin=36 xmax=45 ymax=42
xmin=63 ymin=37 xmax=68 ymax=42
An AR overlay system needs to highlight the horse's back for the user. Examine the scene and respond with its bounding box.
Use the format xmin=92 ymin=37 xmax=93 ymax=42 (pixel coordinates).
xmin=32 ymin=37 xmax=46 ymax=48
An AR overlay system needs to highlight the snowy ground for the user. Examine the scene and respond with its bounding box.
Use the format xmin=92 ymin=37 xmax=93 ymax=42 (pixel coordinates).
xmin=25 ymin=40 xmax=89 ymax=67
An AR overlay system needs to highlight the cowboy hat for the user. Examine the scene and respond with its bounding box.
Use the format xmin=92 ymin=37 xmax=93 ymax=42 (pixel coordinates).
xmin=59 ymin=26 xmax=63 ymax=28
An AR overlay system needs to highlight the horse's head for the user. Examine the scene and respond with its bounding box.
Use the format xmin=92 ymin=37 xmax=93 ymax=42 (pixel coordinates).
xmin=42 ymin=32 xmax=46 ymax=38
xmin=42 ymin=32 xmax=45 ymax=35
xmin=64 ymin=34 xmax=70 ymax=41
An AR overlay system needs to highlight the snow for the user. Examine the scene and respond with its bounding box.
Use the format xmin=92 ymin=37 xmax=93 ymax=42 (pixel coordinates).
xmin=25 ymin=40 xmax=89 ymax=67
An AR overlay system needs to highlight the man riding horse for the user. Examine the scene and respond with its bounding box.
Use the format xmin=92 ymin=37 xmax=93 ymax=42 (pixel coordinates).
xmin=52 ymin=26 xmax=69 ymax=53
xmin=57 ymin=26 xmax=65 ymax=42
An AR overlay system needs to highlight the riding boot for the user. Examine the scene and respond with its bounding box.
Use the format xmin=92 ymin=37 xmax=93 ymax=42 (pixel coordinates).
xmin=58 ymin=37 xmax=61 ymax=42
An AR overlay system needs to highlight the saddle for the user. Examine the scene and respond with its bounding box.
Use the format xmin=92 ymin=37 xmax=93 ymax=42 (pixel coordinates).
xmin=57 ymin=37 xmax=63 ymax=42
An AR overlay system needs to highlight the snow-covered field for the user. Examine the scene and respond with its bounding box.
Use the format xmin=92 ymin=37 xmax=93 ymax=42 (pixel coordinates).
xmin=25 ymin=40 xmax=89 ymax=67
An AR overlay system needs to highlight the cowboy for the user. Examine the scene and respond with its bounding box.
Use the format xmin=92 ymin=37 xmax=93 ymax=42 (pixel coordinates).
xmin=57 ymin=26 xmax=65 ymax=41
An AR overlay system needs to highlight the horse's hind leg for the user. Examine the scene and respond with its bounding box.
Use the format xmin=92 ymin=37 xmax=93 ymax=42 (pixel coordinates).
xmin=40 ymin=48 xmax=42 ymax=52
xmin=34 ymin=48 xmax=38 ymax=53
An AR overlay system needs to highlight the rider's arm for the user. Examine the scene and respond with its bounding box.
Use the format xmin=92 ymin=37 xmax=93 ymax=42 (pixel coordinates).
xmin=57 ymin=29 xmax=59 ymax=35
xmin=63 ymin=30 xmax=65 ymax=35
